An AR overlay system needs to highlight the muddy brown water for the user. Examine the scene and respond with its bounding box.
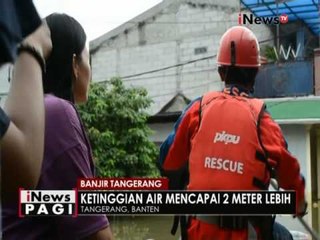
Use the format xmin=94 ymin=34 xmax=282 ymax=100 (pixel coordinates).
xmin=109 ymin=216 xmax=178 ymax=240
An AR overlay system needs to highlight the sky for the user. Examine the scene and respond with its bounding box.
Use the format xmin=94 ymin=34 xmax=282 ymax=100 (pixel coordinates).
xmin=33 ymin=0 xmax=162 ymax=42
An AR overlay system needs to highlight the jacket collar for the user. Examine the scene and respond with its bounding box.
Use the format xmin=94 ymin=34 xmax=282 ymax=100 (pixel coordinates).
xmin=223 ymin=84 xmax=251 ymax=97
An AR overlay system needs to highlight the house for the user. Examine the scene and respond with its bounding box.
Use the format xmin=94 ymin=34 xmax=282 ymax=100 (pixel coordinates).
xmin=90 ymin=0 xmax=273 ymax=114
xmin=0 ymin=64 xmax=11 ymax=106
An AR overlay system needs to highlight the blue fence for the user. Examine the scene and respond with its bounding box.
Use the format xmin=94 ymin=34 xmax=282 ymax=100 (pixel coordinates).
xmin=254 ymin=61 xmax=313 ymax=98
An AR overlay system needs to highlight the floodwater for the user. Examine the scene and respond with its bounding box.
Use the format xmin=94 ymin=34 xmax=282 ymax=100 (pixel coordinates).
xmin=109 ymin=216 xmax=178 ymax=240
xmin=109 ymin=216 xmax=312 ymax=240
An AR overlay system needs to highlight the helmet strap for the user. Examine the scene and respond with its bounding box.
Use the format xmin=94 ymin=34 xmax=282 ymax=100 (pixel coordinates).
xmin=222 ymin=66 xmax=229 ymax=82
xmin=230 ymin=41 xmax=236 ymax=66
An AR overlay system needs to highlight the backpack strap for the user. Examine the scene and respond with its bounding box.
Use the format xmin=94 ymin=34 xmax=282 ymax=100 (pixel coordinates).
xmin=198 ymin=91 xmax=223 ymax=127
xmin=171 ymin=215 xmax=179 ymax=235
xmin=201 ymin=92 xmax=223 ymax=109
xmin=248 ymin=100 xmax=273 ymax=190
xmin=254 ymin=102 xmax=272 ymax=173
xmin=198 ymin=96 xmax=203 ymax=129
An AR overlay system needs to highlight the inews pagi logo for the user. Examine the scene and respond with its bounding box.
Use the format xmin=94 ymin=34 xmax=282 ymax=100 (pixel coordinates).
xmin=238 ymin=13 xmax=289 ymax=25
xmin=19 ymin=189 xmax=77 ymax=217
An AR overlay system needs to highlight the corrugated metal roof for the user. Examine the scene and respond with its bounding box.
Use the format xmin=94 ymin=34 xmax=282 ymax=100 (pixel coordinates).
xmin=241 ymin=0 xmax=320 ymax=35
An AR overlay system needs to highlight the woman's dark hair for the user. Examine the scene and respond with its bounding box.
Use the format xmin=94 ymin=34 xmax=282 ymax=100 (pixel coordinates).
xmin=218 ymin=66 xmax=258 ymax=90
xmin=43 ymin=13 xmax=86 ymax=101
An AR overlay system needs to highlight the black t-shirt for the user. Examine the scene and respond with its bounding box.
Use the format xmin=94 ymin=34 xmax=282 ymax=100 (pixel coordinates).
xmin=0 ymin=107 xmax=10 ymax=139
xmin=0 ymin=0 xmax=41 ymax=64
xmin=0 ymin=0 xmax=41 ymax=138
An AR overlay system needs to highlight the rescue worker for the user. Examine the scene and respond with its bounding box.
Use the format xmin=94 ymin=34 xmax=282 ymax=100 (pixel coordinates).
xmin=159 ymin=26 xmax=306 ymax=240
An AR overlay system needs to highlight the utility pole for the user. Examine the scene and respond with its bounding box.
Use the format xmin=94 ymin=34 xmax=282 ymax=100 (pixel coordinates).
xmin=276 ymin=1 xmax=280 ymax=52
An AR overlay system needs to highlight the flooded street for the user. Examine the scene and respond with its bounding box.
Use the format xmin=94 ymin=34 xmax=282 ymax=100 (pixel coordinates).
xmin=110 ymin=216 xmax=178 ymax=240
xmin=109 ymin=215 xmax=312 ymax=240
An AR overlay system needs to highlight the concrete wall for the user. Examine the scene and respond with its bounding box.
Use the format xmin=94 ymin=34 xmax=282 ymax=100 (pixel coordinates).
xmin=0 ymin=2 xmax=274 ymax=114
xmin=90 ymin=0 xmax=274 ymax=114
xmin=0 ymin=64 xmax=11 ymax=106
xmin=277 ymin=124 xmax=311 ymax=235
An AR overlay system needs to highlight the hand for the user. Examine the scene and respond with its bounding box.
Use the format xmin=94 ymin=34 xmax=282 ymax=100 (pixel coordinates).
xmin=22 ymin=21 xmax=52 ymax=60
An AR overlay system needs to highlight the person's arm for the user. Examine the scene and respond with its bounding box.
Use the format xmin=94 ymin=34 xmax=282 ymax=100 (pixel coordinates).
xmin=159 ymin=98 xmax=201 ymax=172
xmin=84 ymin=227 xmax=113 ymax=240
xmin=1 ymin=24 xmax=52 ymax=194
xmin=259 ymin=111 xmax=306 ymax=215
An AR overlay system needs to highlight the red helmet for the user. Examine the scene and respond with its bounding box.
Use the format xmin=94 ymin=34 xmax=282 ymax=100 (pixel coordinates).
xmin=217 ymin=26 xmax=260 ymax=67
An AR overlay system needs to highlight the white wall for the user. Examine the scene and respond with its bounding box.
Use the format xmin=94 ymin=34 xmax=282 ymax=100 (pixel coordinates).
xmin=91 ymin=1 xmax=273 ymax=114
xmin=277 ymin=124 xmax=312 ymax=235
xmin=0 ymin=64 xmax=11 ymax=106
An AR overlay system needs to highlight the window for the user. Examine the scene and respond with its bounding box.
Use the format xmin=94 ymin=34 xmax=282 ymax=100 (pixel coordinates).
xmin=194 ymin=47 xmax=207 ymax=55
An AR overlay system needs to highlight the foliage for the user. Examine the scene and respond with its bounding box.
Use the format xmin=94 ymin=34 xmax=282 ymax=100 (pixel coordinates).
xmin=78 ymin=77 xmax=159 ymax=177
xmin=262 ymin=45 xmax=277 ymax=62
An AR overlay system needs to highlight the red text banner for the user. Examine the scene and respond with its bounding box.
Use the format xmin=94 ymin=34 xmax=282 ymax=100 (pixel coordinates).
xmin=77 ymin=177 xmax=169 ymax=190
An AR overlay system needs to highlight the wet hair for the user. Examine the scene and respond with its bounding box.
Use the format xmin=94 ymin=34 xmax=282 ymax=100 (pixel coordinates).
xmin=218 ymin=66 xmax=258 ymax=90
xmin=43 ymin=13 xmax=86 ymax=102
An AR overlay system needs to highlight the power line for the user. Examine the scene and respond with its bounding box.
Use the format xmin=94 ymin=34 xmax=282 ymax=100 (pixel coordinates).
xmin=124 ymin=67 xmax=217 ymax=82
xmin=150 ymin=79 xmax=220 ymax=98
xmin=96 ymin=27 xmax=302 ymax=83
xmin=111 ymin=20 xmax=236 ymax=24
xmin=122 ymin=55 xmax=214 ymax=79
xmin=150 ymin=90 xmax=178 ymax=98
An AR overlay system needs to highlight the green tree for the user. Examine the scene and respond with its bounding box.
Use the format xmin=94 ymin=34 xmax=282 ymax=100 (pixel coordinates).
xmin=262 ymin=45 xmax=277 ymax=63
xmin=78 ymin=77 xmax=159 ymax=177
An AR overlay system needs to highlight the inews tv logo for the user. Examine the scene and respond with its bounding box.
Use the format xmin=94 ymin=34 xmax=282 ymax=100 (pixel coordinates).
xmin=19 ymin=189 xmax=77 ymax=217
xmin=238 ymin=13 xmax=289 ymax=25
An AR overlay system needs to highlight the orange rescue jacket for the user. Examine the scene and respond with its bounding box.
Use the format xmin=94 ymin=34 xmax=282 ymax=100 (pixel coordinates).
xmin=188 ymin=92 xmax=271 ymax=191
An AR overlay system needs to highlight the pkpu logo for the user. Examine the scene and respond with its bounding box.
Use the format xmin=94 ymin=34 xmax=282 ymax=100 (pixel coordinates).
xmin=238 ymin=13 xmax=289 ymax=25
xmin=214 ymin=131 xmax=240 ymax=145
